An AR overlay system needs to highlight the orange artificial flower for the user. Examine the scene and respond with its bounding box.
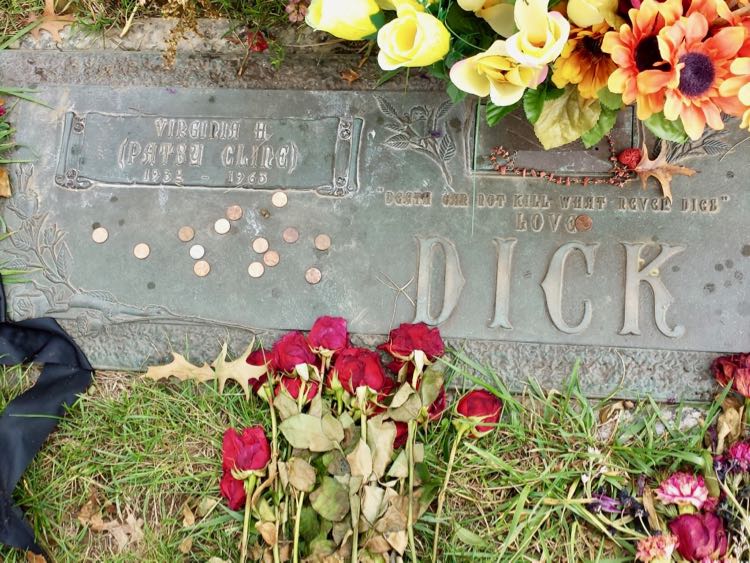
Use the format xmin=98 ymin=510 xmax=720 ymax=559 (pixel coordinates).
xmin=658 ymin=12 xmax=746 ymax=139
xmin=719 ymin=57 xmax=750 ymax=129
xmin=602 ymin=0 xmax=681 ymax=119
xmin=552 ymin=23 xmax=619 ymax=99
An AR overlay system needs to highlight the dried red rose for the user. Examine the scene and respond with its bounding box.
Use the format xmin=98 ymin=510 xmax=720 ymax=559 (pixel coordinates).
xmin=309 ymin=316 xmax=348 ymax=353
xmin=456 ymin=389 xmax=502 ymax=437
xmin=379 ymin=322 xmax=445 ymax=361
xmin=220 ymin=471 xmax=246 ymax=511
xmin=393 ymin=421 xmax=408 ymax=449
xmin=271 ymin=331 xmax=316 ymax=373
xmin=246 ymin=349 xmax=270 ymax=393
xmin=668 ymin=512 xmax=727 ymax=561
xmin=331 ymin=347 xmax=390 ymax=394
xmin=427 ymin=384 xmax=447 ymax=421
xmin=222 ymin=426 xmax=271 ymax=473
xmin=247 ymin=31 xmax=268 ymax=53
xmin=711 ymin=353 xmax=750 ymax=397
xmin=276 ymin=375 xmax=319 ymax=403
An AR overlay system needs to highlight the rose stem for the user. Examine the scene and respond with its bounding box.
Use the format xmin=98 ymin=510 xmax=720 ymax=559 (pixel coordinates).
xmin=352 ymin=406 xmax=367 ymax=563
xmin=432 ymin=427 xmax=466 ymax=563
xmin=267 ymin=378 xmax=282 ymax=563
xmin=407 ymin=420 xmax=418 ymax=563
xmin=240 ymin=474 xmax=258 ymax=563
xmin=292 ymin=491 xmax=305 ymax=563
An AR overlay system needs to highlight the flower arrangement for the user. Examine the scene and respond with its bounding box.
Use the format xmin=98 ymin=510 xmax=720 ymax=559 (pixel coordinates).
xmin=303 ymin=0 xmax=750 ymax=150
xmin=146 ymin=318 xmax=502 ymax=562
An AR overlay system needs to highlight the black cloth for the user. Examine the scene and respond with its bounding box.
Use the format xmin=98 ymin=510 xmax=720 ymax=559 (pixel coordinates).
xmin=0 ymin=274 xmax=93 ymax=555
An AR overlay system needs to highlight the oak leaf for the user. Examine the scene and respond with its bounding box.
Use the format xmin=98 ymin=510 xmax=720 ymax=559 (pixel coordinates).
xmin=142 ymin=352 xmax=214 ymax=383
xmin=0 ymin=168 xmax=10 ymax=198
xmin=635 ymin=141 xmax=696 ymax=203
xmin=28 ymin=0 xmax=75 ymax=43
xmin=212 ymin=341 xmax=267 ymax=399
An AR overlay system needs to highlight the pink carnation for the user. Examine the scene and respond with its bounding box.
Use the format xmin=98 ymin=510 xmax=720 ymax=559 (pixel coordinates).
xmin=636 ymin=534 xmax=677 ymax=562
xmin=728 ymin=441 xmax=750 ymax=471
xmin=654 ymin=472 xmax=709 ymax=509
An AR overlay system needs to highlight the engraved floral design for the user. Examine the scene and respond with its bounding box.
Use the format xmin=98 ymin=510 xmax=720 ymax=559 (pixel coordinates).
xmin=375 ymin=95 xmax=456 ymax=185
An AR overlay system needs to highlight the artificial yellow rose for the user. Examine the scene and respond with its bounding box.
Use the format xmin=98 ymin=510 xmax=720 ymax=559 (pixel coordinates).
xmin=306 ymin=0 xmax=383 ymax=41
xmin=376 ymin=0 xmax=435 ymax=10
xmin=377 ymin=5 xmax=451 ymax=70
xmin=457 ymin=0 xmax=517 ymax=37
xmin=506 ymin=0 xmax=570 ymax=66
xmin=567 ymin=0 xmax=621 ymax=28
xmin=449 ymin=40 xmax=548 ymax=106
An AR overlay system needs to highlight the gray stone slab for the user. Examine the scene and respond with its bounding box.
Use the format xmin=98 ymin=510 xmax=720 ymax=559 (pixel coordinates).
xmin=1 ymin=51 xmax=748 ymax=401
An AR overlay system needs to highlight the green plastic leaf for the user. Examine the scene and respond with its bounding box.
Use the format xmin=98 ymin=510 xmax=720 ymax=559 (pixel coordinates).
xmin=310 ymin=477 xmax=350 ymax=522
xmin=486 ymin=100 xmax=520 ymax=127
xmin=597 ymin=87 xmax=623 ymax=111
xmin=447 ymin=83 xmax=467 ymax=104
xmin=644 ymin=112 xmax=689 ymax=143
xmin=533 ymin=88 xmax=601 ymax=150
xmin=581 ymin=106 xmax=618 ymax=149
xmin=279 ymin=414 xmax=336 ymax=452
xmin=523 ymin=83 xmax=565 ymax=125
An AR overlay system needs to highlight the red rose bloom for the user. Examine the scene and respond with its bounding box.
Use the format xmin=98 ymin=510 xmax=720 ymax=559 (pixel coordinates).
xmin=332 ymin=347 xmax=389 ymax=394
xmin=271 ymin=331 xmax=316 ymax=373
xmin=668 ymin=513 xmax=728 ymax=561
xmin=428 ymin=385 xmax=447 ymax=421
xmin=276 ymin=376 xmax=319 ymax=403
xmin=246 ymin=349 xmax=269 ymax=393
xmin=393 ymin=421 xmax=408 ymax=449
xmin=456 ymin=389 xmax=502 ymax=437
xmin=309 ymin=316 xmax=348 ymax=352
xmin=220 ymin=471 xmax=246 ymax=510
xmin=380 ymin=322 xmax=445 ymax=361
xmin=222 ymin=426 xmax=271 ymax=473
xmin=711 ymin=353 xmax=750 ymax=397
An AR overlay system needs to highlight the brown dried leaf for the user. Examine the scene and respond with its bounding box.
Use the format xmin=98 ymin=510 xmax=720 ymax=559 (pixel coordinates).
xmin=641 ymin=487 xmax=661 ymax=530
xmin=287 ymin=457 xmax=317 ymax=493
xmin=182 ymin=503 xmax=195 ymax=527
xmin=27 ymin=0 xmax=75 ymax=43
xmin=256 ymin=521 xmax=278 ymax=546
xmin=0 ymin=168 xmax=11 ymax=198
xmin=340 ymin=69 xmax=360 ymax=84
xmin=716 ymin=398 xmax=743 ymax=454
xmin=178 ymin=537 xmax=192 ymax=554
xmin=635 ymin=141 xmax=696 ymax=203
xmin=26 ymin=552 xmax=46 ymax=563
xmin=143 ymin=352 xmax=214 ymax=383
xmin=197 ymin=497 xmax=219 ymax=517
xmin=213 ymin=341 xmax=267 ymax=399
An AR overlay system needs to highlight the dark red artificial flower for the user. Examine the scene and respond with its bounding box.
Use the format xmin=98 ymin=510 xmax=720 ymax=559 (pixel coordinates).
xmin=245 ymin=349 xmax=270 ymax=393
xmin=711 ymin=353 xmax=750 ymax=397
xmin=617 ymin=147 xmax=642 ymax=170
xmin=668 ymin=512 xmax=728 ymax=561
xmin=379 ymin=322 xmax=445 ymax=361
xmin=275 ymin=375 xmax=319 ymax=403
xmin=456 ymin=389 xmax=502 ymax=437
xmin=220 ymin=471 xmax=246 ymax=510
xmin=393 ymin=421 xmax=408 ymax=449
xmin=222 ymin=426 xmax=271 ymax=473
xmin=331 ymin=347 xmax=390 ymax=394
xmin=309 ymin=316 xmax=348 ymax=353
xmin=271 ymin=331 xmax=316 ymax=373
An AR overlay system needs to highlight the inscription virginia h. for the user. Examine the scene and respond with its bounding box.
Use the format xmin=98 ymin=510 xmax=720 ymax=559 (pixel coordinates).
xmin=2 ymin=84 xmax=747 ymax=399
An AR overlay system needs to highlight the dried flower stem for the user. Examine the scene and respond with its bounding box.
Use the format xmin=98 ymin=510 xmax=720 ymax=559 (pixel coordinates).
xmin=407 ymin=420 xmax=418 ymax=562
xmin=293 ymin=491 xmax=305 ymax=563
xmin=267 ymin=378 xmax=282 ymax=563
xmin=240 ymin=474 xmax=258 ymax=563
xmin=432 ymin=426 xmax=467 ymax=563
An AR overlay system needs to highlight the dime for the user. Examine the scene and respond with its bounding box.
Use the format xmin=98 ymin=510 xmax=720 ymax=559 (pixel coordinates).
xmin=271 ymin=192 xmax=288 ymax=208
xmin=133 ymin=243 xmax=150 ymax=259
xmin=248 ymin=262 xmax=265 ymax=278
xmin=214 ymin=218 xmax=231 ymax=234
xmin=252 ymin=237 xmax=269 ymax=253
xmin=189 ymin=244 xmax=205 ymax=260
xmin=305 ymin=267 xmax=322 ymax=285
xmin=226 ymin=205 xmax=243 ymax=221
xmin=92 ymin=227 xmax=109 ymax=244
xmin=178 ymin=226 xmax=195 ymax=242
xmin=314 ymin=234 xmax=331 ymax=251
xmin=282 ymin=227 xmax=299 ymax=244
xmin=264 ymin=250 xmax=280 ymax=267
xmin=194 ymin=260 xmax=211 ymax=277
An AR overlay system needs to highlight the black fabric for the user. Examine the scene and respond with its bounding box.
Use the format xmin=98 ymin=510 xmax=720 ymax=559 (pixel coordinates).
xmin=0 ymin=274 xmax=93 ymax=555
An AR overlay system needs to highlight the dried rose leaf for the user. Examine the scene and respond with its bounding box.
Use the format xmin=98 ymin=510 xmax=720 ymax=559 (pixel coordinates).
xmin=28 ymin=0 xmax=75 ymax=43
xmin=142 ymin=352 xmax=214 ymax=383
xmin=635 ymin=141 xmax=696 ymax=203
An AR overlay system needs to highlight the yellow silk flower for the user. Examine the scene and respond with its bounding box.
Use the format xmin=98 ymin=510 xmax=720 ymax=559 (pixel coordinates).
xmin=306 ymin=0 xmax=382 ymax=41
xmin=567 ymin=0 xmax=621 ymax=28
xmin=449 ymin=40 xmax=548 ymax=106
xmin=506 ymin=0 xmax=570 ymax=66
xmin=376 ymin=0 xmax=436 ymax=9
xmin=457 ymin=0 xmax=517 ymax=37
xmin=377 ymin=5 xmax=451 ymax=70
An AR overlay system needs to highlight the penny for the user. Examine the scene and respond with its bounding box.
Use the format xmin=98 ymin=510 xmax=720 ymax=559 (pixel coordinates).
xmin=178 ymin=226 xmax=195 ymax=242
xmin=226 ymin=205 xmax=243 ymax=221
xmin=214 ymin=218 xmax=231 ymax=235
xmin=314 ymin=234 xmax=332 ymax=251
xmin=264 ymin=250 xmax=280 ymax=267
xmin=194 ymin=260 xmax=211 ymax=277
xmin=92 ymin=227 xmax=109 ymax=244
xmin=575 ymin=214 xmax=593 ymax=232
xmin=282 ymin=227 xmax=299 ymax=244
xmin=189 ymin=244 xmax=205 ymax=260
xmin=133 ymin=243 xmax=150 ymax=260
xmin=248 ymin=262 xmax=265 ymax=278
xmin=271 ymin=192 xmax=288 ymax=208
xmin=305 ymin=267 xmax=322 ymax=285
xmin=252 ymin=237 xmax=269 ymax=254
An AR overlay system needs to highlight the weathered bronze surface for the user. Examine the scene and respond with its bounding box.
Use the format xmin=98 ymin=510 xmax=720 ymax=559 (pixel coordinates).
xmin=1 ymin=71 xmax=747 ymax=399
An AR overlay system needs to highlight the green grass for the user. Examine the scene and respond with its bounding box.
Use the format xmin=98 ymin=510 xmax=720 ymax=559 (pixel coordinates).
xmin=0 ymin=354 xmax=729 ymax=562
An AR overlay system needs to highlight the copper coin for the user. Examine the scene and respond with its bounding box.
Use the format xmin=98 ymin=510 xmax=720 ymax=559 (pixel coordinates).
xmin=194 ymin=260 xmax=211 ymax=277
xmin=133 ymin=243 xmax=150 ymax=260
xmin=264 ymin=250 xmax=280 ymax=267
xmin=314 ymin=234 xmax=331 ymax=251
xmin=271 ymin=192 xmax=288 ymax=208
xmin=305 ymin=267 xmax=322 ymax=285
xmin=226 ymin=205 xmax=243 ymax=221
xmin=178 ymin=226 xmax=195 ymax=242
xmin=189 ymin=244 xmax=205 ymax=260
xmin=575 ymin=214 xmax=593 ymax=232
xmin=282 ymin=227 xmax=299 ymax=244
xmin=252 ymin=237 xmax=269 ymax=253
xmin=214 ymin=218 xmax=231 ymax=235
xmin=92 ymin=227 xmax=109 ymax=244
xmin=248 ymin=262 xmax=265 ymax=278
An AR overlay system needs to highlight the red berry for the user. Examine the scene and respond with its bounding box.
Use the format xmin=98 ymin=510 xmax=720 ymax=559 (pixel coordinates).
xmin=617 ymin=148 xmax=642 ymax=170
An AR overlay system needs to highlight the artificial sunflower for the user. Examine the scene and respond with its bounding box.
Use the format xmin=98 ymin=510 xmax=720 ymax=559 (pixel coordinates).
xmin=552 ymin=23 xmax=618 ymax=98
xmin=602 ymin=0 xmax=681 ymax=119
xmin=659 ymin=12 xmax=746 ymax=139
